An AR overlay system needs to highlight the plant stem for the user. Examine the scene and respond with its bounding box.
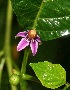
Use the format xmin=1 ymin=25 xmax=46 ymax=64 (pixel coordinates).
xmin=0 ymin=50 xmax=5 ymax=88
xmin=63 ymin=83 xmax=70 ymax=90
xmin=0 ymin=58 xmax=5 ymax=90
xmin=22 ymin=74 xmax=40 ymax=83
xmin=21 ymin=48 xmax=29 ymax=73
xmin=4 ymin=0 xmax=17 ymax=90
xmin=20 ymin=48 xmax=30 ymax=90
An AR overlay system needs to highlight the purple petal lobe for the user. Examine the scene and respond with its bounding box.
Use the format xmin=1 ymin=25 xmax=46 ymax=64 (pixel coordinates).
xmin=17 ymin=38 xmax=29 ymax=51
xmin=15 ymin=31 xmax=28 ymax=38
xmin=30 ymin=40 xmax=38 ymax=56
xmin=36 ymin=35 xmax=41 ymax=42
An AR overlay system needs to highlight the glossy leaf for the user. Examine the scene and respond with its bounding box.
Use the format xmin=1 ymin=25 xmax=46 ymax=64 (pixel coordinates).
xmin=11 ymin=0 xmax=70 ymax=41
xmin=30 ymin=61 xmax=66 ymax=89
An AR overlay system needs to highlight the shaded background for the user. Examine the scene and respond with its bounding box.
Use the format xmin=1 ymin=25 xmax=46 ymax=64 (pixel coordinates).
xmin=0 ymin=0 xmax=70 ymax=90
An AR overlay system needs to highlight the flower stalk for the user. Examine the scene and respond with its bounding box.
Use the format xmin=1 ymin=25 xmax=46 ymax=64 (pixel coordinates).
xmin=21 ymin=48 xmax=30 ymax=73
xmin=20 ymin=48 xmax=30 ymax=90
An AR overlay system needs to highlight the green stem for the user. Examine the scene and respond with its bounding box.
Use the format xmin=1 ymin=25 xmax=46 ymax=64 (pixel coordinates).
xmin=0 ymin=58 xmax=5 ymax=90
xmin=4 ymin=0 xmax=17 ymax=90
xmin=20 ymin=48 xmax=30 ymax=90
xmin=21 ymin=48 xmax=30 ymax=73
xmin=63 ymin=83 xmax=70 ymax=90
xmin=22 ymin=74 xmax=40 ymax=83
xmin=63 ymin=86 xmax=68 ymax=90
xmin=0 ymin=50 xmax=5 ymax=86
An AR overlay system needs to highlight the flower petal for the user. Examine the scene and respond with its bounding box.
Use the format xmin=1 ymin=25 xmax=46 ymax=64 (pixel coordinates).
xmin=30 ymin=40 xmax=38 ymax=56
xmin=36 ymin=35 xmax=41 ymax=42
xmin=17 ymin=38 xmax=29 ymax=51
xmin=15 ymin=31 xmax=28 ymax=38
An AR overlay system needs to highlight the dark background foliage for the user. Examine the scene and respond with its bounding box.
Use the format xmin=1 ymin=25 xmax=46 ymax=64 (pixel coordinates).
xmin=0 ymin=0 xmax=70 ymax=90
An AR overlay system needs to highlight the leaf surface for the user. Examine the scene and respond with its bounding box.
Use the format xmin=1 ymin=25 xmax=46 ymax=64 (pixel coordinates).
xmin=30 ymin=61 xmax=66 ymax=89
xmin=11 ymin=0 xmax=70 ymax=40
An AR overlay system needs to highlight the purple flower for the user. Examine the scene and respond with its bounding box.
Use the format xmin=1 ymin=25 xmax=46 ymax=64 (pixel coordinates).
xmin=15 ymin=30 xmax=41 ymax=56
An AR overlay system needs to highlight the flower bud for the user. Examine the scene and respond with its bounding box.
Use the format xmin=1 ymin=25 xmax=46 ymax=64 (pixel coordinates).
xmin=9 ymin=74 xmax=20 ymax=86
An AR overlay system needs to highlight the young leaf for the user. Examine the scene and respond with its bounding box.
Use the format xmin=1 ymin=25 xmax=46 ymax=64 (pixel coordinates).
xmin=30 ymin=61 xmax=66 ymax=89
xmin=11 ymin=0 xmax=70 ymax=41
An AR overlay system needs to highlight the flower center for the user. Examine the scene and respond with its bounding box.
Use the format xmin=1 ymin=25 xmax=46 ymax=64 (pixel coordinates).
xmin=28 ymin=30 xmax=37 ymax=39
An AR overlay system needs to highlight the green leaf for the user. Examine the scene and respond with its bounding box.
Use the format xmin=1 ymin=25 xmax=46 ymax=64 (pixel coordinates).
xmin=30 ymin=61 xmax=66 ymax=89
xmin=11 ymin=0 xmax=70 ymax=41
